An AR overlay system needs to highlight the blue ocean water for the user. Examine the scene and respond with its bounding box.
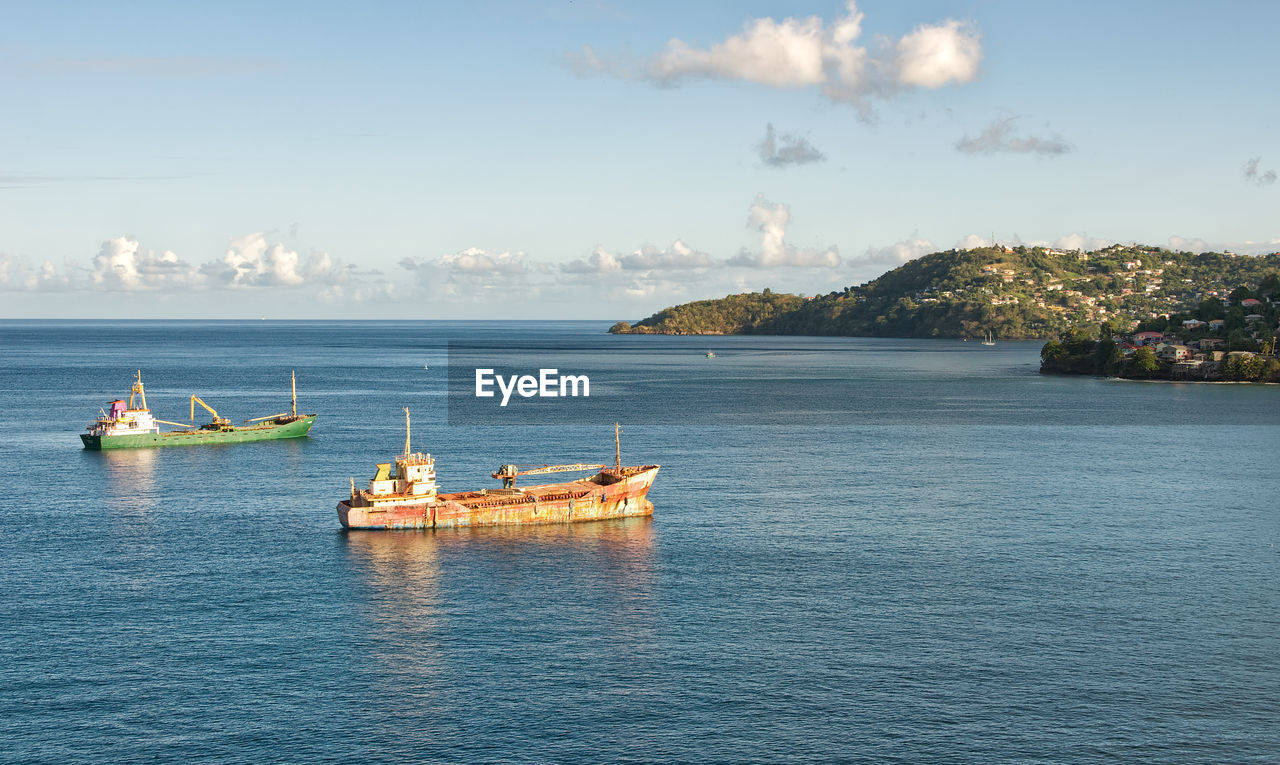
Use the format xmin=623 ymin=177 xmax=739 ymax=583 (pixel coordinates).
xmin=0 ymin=320 xmax=1277 ymax=763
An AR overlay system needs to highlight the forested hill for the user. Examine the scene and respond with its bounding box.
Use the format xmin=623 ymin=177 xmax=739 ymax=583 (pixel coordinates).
xmin=607 ymin=290 xmax=804 ymax=335
xmin=610 ymin=244 xmax=1280 ymax=339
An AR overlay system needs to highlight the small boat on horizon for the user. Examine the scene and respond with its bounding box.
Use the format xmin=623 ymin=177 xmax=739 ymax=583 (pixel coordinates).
xmin=981 ymin=331 xmax=996 ymax=346
xmin=81 ymin=371 xmax=316 ymax=450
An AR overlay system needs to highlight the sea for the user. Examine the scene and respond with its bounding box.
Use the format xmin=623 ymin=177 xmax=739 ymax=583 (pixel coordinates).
xmin=0 ymin=320 xmax=1276 ymax=764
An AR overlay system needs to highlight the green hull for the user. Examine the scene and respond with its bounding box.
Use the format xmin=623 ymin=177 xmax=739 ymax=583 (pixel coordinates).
xmin=81 ymin=415 xmax=316 ymax=450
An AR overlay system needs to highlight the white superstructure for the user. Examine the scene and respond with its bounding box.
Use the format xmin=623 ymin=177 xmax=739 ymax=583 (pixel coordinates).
xmin=86 ymin=371 xmax=160 ymax=437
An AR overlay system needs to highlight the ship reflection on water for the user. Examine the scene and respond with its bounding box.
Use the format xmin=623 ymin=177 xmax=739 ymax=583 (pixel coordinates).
xmin=341 ymin=516 xmax=657 ymax=617
xmin=340 ymin=527 xmax=450 ymax=692
xmin=96 ymin=447 xmax=159 ymax=517
xmin=341 ymin=515 xmax=657 ymax=590
xmin=340 ymin=517 xmax=659 ymax=719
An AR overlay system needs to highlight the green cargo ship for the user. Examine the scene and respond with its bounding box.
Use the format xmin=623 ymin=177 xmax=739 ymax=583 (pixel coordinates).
xmin=81 ymin=371 xmax=316 ymax=450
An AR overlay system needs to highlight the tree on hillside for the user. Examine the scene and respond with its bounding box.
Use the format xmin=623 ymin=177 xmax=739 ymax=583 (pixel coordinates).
xmin=1093 ymin=339 xmax=1123 ymax=375
xmin=1041 ymin=340 xmax=1066 ymax=361
xmin=1259 ymin=272 xmax=1280 ymax=298
xmin=1196 ymin=297 xmax=1224 ymax=321
xmin=1133 ymin=347 xmax=1159 ymax=373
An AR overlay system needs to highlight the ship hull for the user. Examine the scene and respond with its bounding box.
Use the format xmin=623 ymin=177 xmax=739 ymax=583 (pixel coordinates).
xmin=81 ymin=415 xmax=316 ymax=450
xmin=338 ymin=466 xmax=659 ymax=530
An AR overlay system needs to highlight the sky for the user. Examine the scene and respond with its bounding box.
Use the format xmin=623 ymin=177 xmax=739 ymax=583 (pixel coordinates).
xmin=2 ymin=0 xmax=1278 ymax=319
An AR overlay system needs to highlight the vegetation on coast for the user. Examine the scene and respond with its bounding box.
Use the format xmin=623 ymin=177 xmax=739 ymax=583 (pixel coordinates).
xmin=611 ymin=244 xmax=1280 ymax=341
xmin=1039 ymin=279 xmax=1280 ymax=382
xmin=608 ymin=290 xmax=804 ymax=335
xmin=1040 ymin=329 xmax=1280 ymax=382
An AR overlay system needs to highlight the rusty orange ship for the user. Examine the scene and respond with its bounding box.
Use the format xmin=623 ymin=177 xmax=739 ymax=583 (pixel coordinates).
xmin=338 ymin=411 xmax=658 ymax=530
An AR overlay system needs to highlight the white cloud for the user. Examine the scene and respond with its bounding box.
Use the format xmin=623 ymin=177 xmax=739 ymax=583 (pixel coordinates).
xmin=955 ymin=233 xmax=991 ymax=250
xmin=1167 ymin=235 xmax=1280 ymax=255
xmin=4 ymin=232 xmax=378 ymax=298
xmin=955 ymin=232 xmax=1116 ymax=251
xmin=1052 ymin=233 xmax=1115 ymax=252
xmin=395 ymin=246 xmax=550 ymax=305
xmin=758 ymin=123 xmax=826 ymax=167
xmin=563 ymin=240 xmax=714 ymax=273
xmin=620 ymin=275 xmax=695 ymax=300
xmin=91 ymin=236 xmax=198 ymax=290
xmin=895 ymin=20 xmax=983 ymax=88
xmin=200 ymin=232 xmax=344 ymax=288
xmin=317 ymin=281 xmax=396 ymax=304
xmin=622 ymin=239 xmax=714 ymax=269
xmin=952 ymin=232 xmax=1280 ymax=256
xmin=571 ymin=1 xmax=981 ymax=111
xmin=397 ymin=197 xmax=844 ymax=310
xmin=561 ymin=246 xmax=624 ymax=274
xmin=858 ymin=236 xmax=936 ymax=266
xmin=648 ymin=12 xmax=828 ymax=87
xmin=1167 ymin=236 xmax=1211 ymax=254
xmin=955 ymin=117 xmax=1072 ymax=156
xmin=729 ymin=194 xmax=840 ymax=268
xmin=0 ymin=254 xmax=75 ymax=291
xmin=434 ymin=246 xmax=531 ymax=273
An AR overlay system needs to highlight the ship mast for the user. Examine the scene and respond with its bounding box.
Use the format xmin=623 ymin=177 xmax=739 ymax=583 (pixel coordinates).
xmin=402 ymin=407 xmax=411 ymax=458
xmin=615 ymin=422 xmax=621 ymax=471
xmin=130 ymin=370 xmax=147 ymax=410
xmin=291 ymin=370 xmax=297 ymax=418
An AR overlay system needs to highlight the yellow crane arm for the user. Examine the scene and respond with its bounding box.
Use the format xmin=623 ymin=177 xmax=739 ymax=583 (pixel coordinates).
xmin=190 ymin=395 xmax=231 ymax=426
xmin=191 ymin=395 xmax=218 ymax=421
xmin=155 ymin=419 xmax=195 ymax=429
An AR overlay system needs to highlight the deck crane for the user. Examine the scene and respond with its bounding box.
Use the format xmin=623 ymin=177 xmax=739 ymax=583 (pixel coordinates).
xmin=490 ymin=423 xmax=624 ymax=489
xmin=190 ymin=395 xmax=231 ymax=427
xmin=128 ymin=370 xmax=147 ymax=410
xmin=491 ymin=463 xmax=606 ymax=489
xmin=124 ymin=369 xmax=197 ymax=429
xmin=244 ymin=371 xmax=300 ymax=424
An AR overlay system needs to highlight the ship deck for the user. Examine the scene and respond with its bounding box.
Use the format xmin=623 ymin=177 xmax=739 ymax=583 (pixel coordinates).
xmin=440 ymin=465 xmax=659 ymax=510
